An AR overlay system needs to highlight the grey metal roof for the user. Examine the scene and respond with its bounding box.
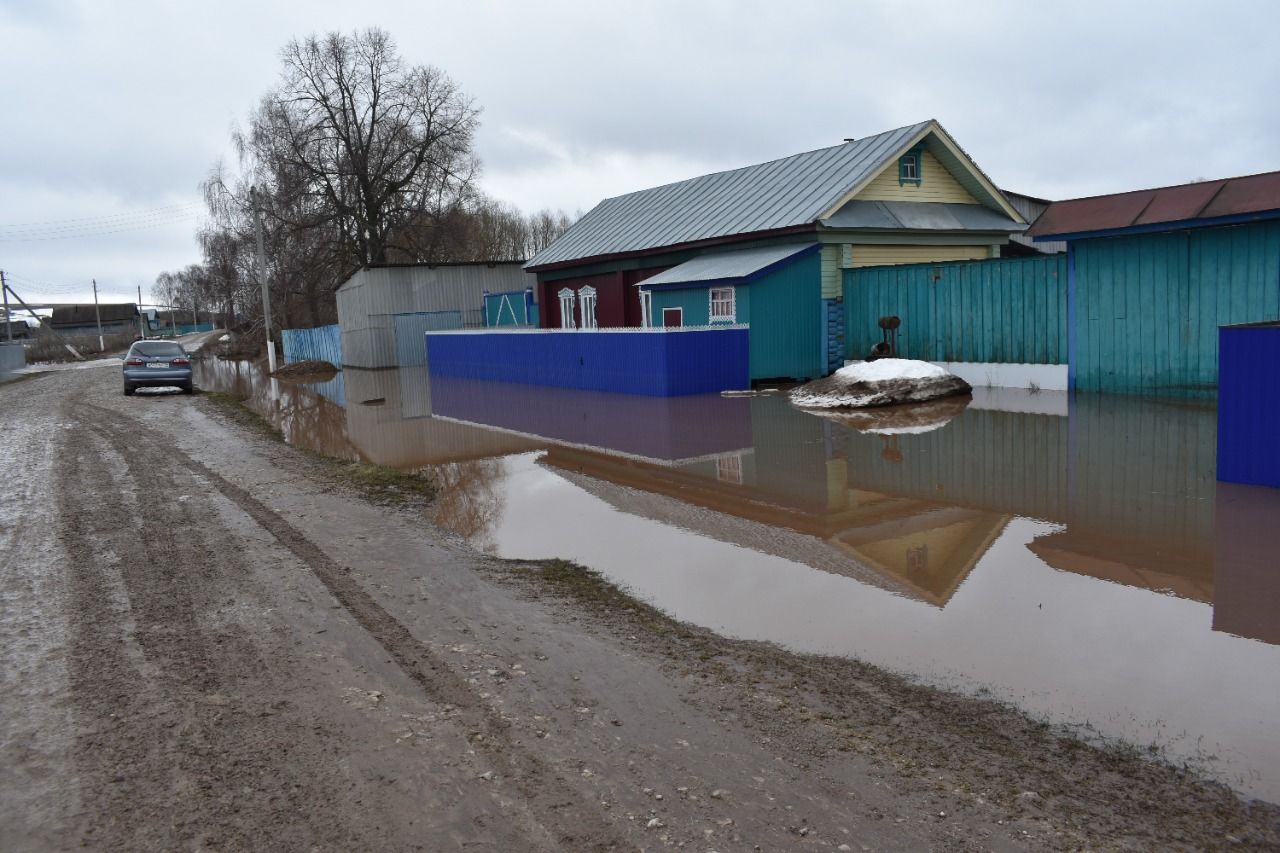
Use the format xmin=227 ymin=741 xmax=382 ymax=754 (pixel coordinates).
xmin=527 ymin=121 xmax=934 ymax=269
xmin=637 ymin=243 xmax=817 ymax=287
xmin=820 ymin=200 xmax=1024 ymax=232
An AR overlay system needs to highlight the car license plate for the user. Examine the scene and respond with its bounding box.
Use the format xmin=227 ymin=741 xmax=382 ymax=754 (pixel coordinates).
xmin=147 ymin=362 xmax=169 ymax=368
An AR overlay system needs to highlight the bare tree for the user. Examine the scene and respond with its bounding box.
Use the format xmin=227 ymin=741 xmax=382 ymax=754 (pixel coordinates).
xmin=247 ymin=29 xmax=481 ymax=265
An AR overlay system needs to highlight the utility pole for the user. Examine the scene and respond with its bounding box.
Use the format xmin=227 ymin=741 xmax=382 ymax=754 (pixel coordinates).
xmin=4 ymin=282 xmax=84 ymax=360
xmin=250 ymin=185 xmax=276 ymax=372
xmin=92 ymin=278 xmax=104 ymax=351
xmin=2 ymin=270 xmax=11 ymax=343
xmin=137 ymin=284 xmax=146 ymax=338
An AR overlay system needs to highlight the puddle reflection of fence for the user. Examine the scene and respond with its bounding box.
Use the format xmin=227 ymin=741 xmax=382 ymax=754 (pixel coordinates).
xmin=195 ymin=358 xmax=1280 ymax=645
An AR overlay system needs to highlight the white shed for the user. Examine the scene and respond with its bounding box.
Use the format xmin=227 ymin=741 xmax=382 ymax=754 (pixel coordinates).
xmin=336 ymin=262 xmax=534 ymax=367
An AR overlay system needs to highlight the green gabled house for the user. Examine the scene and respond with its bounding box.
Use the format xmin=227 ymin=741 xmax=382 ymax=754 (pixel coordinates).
xmin=525 ymin=119 xmax=1028 ymax=381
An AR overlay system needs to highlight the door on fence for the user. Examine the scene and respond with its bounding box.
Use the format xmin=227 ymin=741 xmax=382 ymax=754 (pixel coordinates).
xmin=662 ymin=307 xmax=683 ymax=328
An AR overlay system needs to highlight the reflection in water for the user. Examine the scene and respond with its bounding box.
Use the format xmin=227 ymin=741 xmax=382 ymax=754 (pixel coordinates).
xmin=427 ymin=459 xmax=507 ymax=552
xmin=194 ymin=360 xmax=1280 ymax=801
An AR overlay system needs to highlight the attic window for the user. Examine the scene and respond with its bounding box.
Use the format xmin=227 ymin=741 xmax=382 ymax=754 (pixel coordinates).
xmin=898 ymin=149 xmax=922 ymax=186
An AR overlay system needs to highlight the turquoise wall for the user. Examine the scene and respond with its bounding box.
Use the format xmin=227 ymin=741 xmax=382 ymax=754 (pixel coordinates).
xmin=843 ymin=254 xmax=1067 ymax=364
xmin=1073 ymin=221 xmax=1280 ymax=396
xmin=648 ymin=251 xmax=823 ymax=381
xmin=650 ymin=285 xmax=751 ymax=327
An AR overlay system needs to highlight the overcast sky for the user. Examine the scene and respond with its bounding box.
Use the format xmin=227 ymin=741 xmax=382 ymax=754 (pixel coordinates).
xmin=1 ymin=0 xmax=1277 ymax=305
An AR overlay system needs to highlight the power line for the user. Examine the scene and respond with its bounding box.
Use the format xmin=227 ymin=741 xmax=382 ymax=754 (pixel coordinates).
xmin=0 ymin=211 xmax=205 ymax=243
xmin=0 ymin=202 xmax=202 ymax=229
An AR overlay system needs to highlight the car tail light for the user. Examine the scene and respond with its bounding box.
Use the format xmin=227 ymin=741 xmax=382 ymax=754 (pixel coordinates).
xmin=125 ymin=358 xmax=144 ymax=366
xmin=172 ymin=357 xmax=190 ymax=365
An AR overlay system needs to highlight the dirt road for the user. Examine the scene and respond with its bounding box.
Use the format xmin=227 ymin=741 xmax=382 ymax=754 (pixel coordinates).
xmin=2 ymin=364 xmax=1277 ymax=851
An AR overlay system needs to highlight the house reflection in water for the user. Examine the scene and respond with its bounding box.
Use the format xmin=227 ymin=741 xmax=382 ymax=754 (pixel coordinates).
xmin=426 ymin=376 xmax=1277 ymax=644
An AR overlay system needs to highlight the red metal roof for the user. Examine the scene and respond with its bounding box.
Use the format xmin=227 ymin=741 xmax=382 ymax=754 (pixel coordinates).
xmin=1028 ymin=170 xmax=1280 ymax=238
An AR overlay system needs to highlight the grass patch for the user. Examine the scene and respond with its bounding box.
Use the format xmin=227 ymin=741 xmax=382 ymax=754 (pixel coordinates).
xmin=331 ymin=460 xmax=437 ymax=506
xmin=201 ymin=391 xmax=283 ymax=441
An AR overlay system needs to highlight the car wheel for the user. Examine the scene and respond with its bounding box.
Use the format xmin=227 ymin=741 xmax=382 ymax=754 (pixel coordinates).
xmin=123 ymin=383 xmax=136 ymax=396
xmin=182 ymin=383 xmax=194 ymax=395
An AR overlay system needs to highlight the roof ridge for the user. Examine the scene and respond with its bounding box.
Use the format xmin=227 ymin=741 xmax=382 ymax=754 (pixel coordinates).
xmin=1050 ymin=170 xmax=1280 ymax=206
xmin=597 ymin=120 xmax=934 ymax=203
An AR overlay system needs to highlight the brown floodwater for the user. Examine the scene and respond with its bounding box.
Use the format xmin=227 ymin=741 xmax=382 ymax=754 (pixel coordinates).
xmin=195 ymin=358 xmax=1280 ymax=803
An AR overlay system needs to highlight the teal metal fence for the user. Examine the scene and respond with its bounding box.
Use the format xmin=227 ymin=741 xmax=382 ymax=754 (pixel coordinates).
xmin=281 ymin=324 xmax=342 ymax=365
xmin=843 ymin=254 xmax=1066 ymax=364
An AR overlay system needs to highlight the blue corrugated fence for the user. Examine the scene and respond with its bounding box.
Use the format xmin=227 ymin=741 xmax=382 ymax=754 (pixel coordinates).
xmin=425 ymin=327 xmax=749 ymax=396
xmin=1218 ymin=322 xmax=1280 ymax=488
xmin=282 ymin=324 xmax=342 ymax=365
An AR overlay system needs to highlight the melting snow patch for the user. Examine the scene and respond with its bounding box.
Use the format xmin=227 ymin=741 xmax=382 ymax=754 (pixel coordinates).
xmin=791 ymin=359 xmax=970 ymax=409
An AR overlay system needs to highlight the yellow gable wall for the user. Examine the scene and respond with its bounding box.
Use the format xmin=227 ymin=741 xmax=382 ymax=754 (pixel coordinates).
xmin=851 ymin=245 xmax=990 ymax=268
xmin=856 ymin=149 xmax=979 ymax=205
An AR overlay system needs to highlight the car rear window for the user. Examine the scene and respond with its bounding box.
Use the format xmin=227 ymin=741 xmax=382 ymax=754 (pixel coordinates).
xmin=131 ymin=342 xmax=185 ymax=357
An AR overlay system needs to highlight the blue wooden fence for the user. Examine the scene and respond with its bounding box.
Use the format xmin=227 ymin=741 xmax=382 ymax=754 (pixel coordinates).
xmin=392 ymin=311 xmax=465 ymax=366
xmin=281 ymin=323 xmax=342 ymax=365
xmin=425 ymin=327 xmax=749 ymax=396
xmin=843 ymin=254 xmax=1067 ymax=364
xmin=1218 ymin=322 xmax=1280 ymax=488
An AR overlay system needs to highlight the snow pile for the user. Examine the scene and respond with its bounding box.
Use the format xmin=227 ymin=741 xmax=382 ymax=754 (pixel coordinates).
xmin=834 ymin=358 xmax=948 ymax=383
xmin=791 ymin=358 xmax=971 ymax=409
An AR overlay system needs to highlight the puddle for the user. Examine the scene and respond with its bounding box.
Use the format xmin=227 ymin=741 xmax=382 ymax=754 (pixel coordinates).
xmin=195 ymin=358 xmax=1280 ymax=802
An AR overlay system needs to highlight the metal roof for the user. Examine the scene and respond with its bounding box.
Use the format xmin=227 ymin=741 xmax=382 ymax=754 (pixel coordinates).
xmin=1028 ymin=170 xmax=1280 ymax=239
xmin=636 ymin=243 xmax=818 ymax=288
xmin=527 ymin=121 xmax=934 ymax=269
xmin=820 ymin=200 xmax=1023 ymax=232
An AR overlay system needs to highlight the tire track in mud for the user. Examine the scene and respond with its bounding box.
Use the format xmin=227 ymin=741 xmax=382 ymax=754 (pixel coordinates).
xmin=85 ymin=402 xmax=635 ymax=852
xmin=58 ymin=405 xmax=375 ymax=851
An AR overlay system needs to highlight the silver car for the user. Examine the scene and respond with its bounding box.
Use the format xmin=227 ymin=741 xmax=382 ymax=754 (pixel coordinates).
xmin=123 ymin=340 xmax=194 ymax=396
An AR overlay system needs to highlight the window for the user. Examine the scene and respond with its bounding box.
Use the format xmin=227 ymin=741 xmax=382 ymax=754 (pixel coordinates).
xmin=716 ymin=453 xmax=743 ymax=485
xmin=898 ymin=148 xmax=922 ymax=186
xmin=578 ymin=286 xmax=598 ymax=330
xmin=709 ymin=286 xmax=736 ymax=323
xmin=558 ymin=288 xmax=575 ymax=329
xmin=639 ymin=289 xmax=653 ymax=328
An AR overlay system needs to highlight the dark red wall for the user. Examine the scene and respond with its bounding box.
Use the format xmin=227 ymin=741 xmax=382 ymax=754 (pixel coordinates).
xmin=539 ymin=265 xmax=671 ymax=328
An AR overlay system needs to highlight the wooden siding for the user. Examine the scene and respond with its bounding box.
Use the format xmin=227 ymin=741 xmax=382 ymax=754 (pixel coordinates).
xmin=1073 ymin=220 xmax=1280 ymax=396
xmin=851 ymin=244 xmax=989 ymax=268
xmin=843 ymin=254 xmax=1067 ymax=364
xmin=748 ymin=251 xmax=823 ymax=380
xmin=649 ymin=285 xmax=751 ymax=328
xmin=856 ymin=150 xmax=980 ymax=205
xmin=820 ymin=244 xmax=843 ymax=298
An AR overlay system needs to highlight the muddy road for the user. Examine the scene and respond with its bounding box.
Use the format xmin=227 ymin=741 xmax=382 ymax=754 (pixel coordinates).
xmin=1 ymin=363 xmax=1277 ymax=851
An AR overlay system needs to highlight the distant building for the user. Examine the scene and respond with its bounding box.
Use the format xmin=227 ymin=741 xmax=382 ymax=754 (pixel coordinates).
xmin=1000 ymin=191 xmax=1066 ymax=255
xmin=526 ymin=119 xmax=1029 ymax=380
xmin=1028 ymin=170 xmax=1280 ymax=395
xmin=49 ymin=304 xmax=139 ymax=337
xmin=335 ymin=262 xmax=534 ymax=368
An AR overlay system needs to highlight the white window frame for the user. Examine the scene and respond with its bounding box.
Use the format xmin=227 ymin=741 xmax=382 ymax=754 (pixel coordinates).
xmin=639 ymin=289 xmax=653 ymax=328
xmin=578 ymin=285 xmax=598 ymax=330
xmin=708 ymin=286 xmax=736 ymax=323
xmin=558 ymin=288 xmax=575 ymax=329
xmin=661 ymin=307 xmax=683 ymax=328
xmin=716 ymin=452 xmax=744 ymax=485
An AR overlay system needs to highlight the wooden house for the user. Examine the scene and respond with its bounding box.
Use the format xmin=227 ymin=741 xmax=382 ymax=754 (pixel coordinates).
xmin=525 ymin=119 xmax=1028 ymax=380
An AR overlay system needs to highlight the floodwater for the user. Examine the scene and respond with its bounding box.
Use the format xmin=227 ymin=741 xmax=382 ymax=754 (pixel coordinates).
xmin=195 ymin=358 xmax=1280 ymax=802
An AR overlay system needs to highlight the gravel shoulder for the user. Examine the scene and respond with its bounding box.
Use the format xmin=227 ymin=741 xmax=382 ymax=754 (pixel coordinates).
xmin=1 ymin=366 xmax=1277 ymax=851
